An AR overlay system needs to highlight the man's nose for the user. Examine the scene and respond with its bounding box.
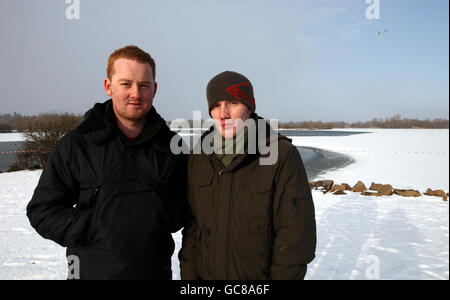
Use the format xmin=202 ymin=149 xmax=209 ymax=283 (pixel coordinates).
xmin=130 ymin=84 xmax=141 ymax=98
xmin=219 ymin=105 xmax=230 ymax=119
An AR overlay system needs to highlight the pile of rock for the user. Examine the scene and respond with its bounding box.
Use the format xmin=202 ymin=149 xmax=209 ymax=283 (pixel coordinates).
xmin=424 ymin=189 xmax=448 ymax=201
xmin=309 ymin=180 xmax=448 ymax=201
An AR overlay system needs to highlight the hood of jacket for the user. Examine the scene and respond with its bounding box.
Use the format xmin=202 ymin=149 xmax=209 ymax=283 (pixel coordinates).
xmin=76 ymin=99 xmax=173 ymax=152
xmin=198 ymin=113 xmax=291 ymax=154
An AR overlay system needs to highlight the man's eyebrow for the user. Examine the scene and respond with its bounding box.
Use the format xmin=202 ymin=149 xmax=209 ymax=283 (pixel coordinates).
xmin=117 ymin=78 xmax=151 ymax=84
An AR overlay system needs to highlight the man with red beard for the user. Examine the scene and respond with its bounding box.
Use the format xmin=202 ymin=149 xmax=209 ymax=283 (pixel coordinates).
xmin=27 ymin=45 xmax=188 ymax=279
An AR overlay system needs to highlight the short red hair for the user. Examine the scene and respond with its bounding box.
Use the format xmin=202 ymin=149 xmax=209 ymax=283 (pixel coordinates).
xmin=107 ymin=45 xmax=156 ymax=80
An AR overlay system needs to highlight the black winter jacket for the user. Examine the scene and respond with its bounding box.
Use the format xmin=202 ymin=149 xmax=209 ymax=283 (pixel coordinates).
xmin=26 ymin=100 xmax=188 ymax=279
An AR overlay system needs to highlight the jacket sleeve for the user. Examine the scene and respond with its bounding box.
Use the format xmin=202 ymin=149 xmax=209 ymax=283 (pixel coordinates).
xmin=178 ymin=155 xmax=200 ymax=280
xmin=26 ymin=139 xmax=92 ymax=248
xmin=166 ymin=152 xmax=189 ymax=233
xmin=271 ymin=144 xmax=317 ymax=280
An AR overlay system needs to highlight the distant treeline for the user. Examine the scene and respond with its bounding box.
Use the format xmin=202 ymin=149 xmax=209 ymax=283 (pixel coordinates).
xmin=279 ymin=115 xmax=449 ymax=129
xmin=0 ymin=113 xmax=83 ymax=133
xmin=173 ymin=115 xmax=449 ymax=129
xmin=0 ymin=113 xmax=448 ymax=132
xmin=0 ymin=113 xmax=20 ymax=132
xmin=0 ymin=122 xmax=13 ymax=132
xmin=7 ymin=113 xmax=84 ymax=171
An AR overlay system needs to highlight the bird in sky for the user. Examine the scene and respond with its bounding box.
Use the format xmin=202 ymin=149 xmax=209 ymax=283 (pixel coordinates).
xmin=377 ymin=29 xmax=387 ymax=37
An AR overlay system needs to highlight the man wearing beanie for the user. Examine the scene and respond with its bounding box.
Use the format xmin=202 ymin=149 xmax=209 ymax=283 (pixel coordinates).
xmin=179 ymin=71 xmax=317 ymax=280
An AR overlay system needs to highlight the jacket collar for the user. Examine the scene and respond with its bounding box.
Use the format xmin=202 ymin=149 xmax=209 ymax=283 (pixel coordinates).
xmin=76 ymin=99 xmax=172 ymax=152
xmin=198 ymin=113 xmax=291 ymax=172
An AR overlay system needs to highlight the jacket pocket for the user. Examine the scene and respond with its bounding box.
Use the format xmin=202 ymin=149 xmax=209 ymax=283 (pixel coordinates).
xmin=77 ymin=185 xmax=101 ymax=244
xmin=77 ymin=185 xmax=100 ymax=209
xmin=205 ymin=229 xmax=213 ymax=277
xmin=237 ymin=173 xmax=274 ymax=217
xmin=286 ymin=192 xmax=305 ymax=223
xmin=191 ymin=172 xmax=215 ymax=221
xmin=87 ymin=187 xmax=171 ymax=254
xmin=196 ymin=228 xmax=214 ymax=279
xmin=243 ymin=222 xmax=272 ymax=280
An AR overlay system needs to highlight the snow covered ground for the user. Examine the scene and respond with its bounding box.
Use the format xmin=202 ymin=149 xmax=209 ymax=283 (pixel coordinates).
xmin=0 ymin=133 xmax=25 ymax=142
xmin=291 ymin=129 xmax=449 ymax=192
xmin=293 ymin=129 xmax=449 ymax=280
xmin=0 ymin=129 xmax=448 ymax=280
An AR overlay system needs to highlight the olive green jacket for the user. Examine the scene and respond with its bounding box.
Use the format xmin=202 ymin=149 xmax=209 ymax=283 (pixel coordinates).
xmin=179 ymin=118 xmax=316 ymax=280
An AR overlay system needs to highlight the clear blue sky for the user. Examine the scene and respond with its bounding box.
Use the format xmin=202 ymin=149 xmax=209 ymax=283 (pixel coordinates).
xmin=0 ymin=0 xmax=448 ymax=122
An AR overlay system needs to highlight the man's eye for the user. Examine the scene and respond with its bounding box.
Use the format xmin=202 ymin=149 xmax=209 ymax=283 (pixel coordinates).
xmin=121 ymin=83 xmax=131 ymax=87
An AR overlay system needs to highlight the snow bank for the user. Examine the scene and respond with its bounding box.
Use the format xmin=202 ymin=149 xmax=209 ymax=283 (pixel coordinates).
xmin=307 ymin=190 xmax=449 ymax=280
xmin=0 ymin=170 xmax=66 ymax=279
xmin=0 ymin=133 xmax=25 ymax=142
xmin=290 ymin=129 xmax=449 ymax=191
xmin=289 ymin=129 xmax=449 ymax=280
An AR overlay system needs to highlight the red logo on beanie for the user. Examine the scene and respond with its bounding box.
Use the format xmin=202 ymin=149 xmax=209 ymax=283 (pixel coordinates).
xmin=225 ymin=82 xmax=255 ymax=109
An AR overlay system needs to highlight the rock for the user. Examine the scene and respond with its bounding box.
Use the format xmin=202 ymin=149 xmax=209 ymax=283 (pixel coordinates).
xmin=393 ymin=189 xmax=421 ymax=197
xmin=424 ymin=189 xmax=447 ymax=201
xmin=341 ymin=183 xmax=351 ymax=191
xmin=351 ymin=181 xmax=367 ymax=193
xmin=369 ymin=182 xmax=393 ymax=196
xmin=361 ymin=191 xmax=383 ymax=197
xmin=309 ymin=181 xmax=316 ymax=190
xmin=330 ymin=184 xmax=347 ymax=193
xmin=313 ymin=180 xmax=334 ymax=193
xmin=333 ymin=190 xmax=347 ymax=195
xmin=434 ymin=190 xmax=446 ymax=198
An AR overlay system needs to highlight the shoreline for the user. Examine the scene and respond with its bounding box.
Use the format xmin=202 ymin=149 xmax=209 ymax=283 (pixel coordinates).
xmin=298 ymin=146 xmax=354 ymax=181
xmin=1 ymin=141 xmax=354 ymax=177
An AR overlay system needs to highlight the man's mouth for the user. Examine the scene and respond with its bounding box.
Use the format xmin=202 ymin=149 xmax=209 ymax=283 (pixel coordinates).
xmin=221 ymin=123 xmax=234 ymax=129
xmin=128 ymin=102 xmax=142 ymax=107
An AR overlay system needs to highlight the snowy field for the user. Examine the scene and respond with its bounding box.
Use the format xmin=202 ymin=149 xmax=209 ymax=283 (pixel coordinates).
xmin=0 ymin=129 xmax=448 ymax=280
xmin=0 ymin=133 xmax=25 ymax=142
xmin=294 ymin=129 xmax=449 ymax=280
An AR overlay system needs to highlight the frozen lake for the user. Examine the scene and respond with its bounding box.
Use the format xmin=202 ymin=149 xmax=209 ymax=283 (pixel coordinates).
xmin=0 ymin=130 xmax=358 ymax=179
xmin=0 ymin=142 xmax=24 ymax=173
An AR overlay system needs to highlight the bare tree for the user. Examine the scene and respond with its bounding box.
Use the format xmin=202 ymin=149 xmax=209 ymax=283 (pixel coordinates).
xmin=13 ymin=113 xmax=83 ymax=169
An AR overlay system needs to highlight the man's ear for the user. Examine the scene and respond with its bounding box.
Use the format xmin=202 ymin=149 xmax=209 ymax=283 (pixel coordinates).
xmin=104 ymin=78 xmax=112 ymax=96
xmin=153 ymin=81 xmax=158 ymax=97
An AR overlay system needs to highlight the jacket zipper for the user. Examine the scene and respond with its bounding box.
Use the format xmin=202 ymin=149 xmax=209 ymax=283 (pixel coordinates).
xmin=206 ymin=229 xmax=212 ymax=276
xmin=90 ymin=186 xmax=101 ymax=223
xmin=217 ymin=167 xmax=230 ymax=278
xmin=86 ymin=186 xmax=100 ymax=244
xmin=293 ymin=198 xmax=298 ymax=216
xmin=92 ymin=186 xmax=99 ymax=207
xmin=225 ymin=170 xmax=232 ymax=279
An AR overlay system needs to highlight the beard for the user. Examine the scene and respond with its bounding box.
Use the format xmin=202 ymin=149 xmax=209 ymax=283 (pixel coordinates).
xmin=110 ymin=89 xmax=152 ymax=123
